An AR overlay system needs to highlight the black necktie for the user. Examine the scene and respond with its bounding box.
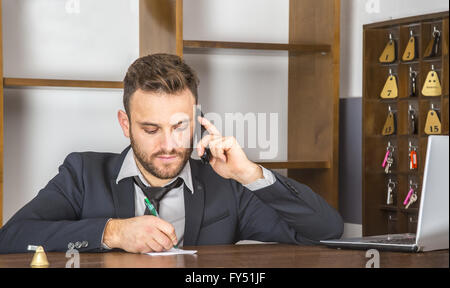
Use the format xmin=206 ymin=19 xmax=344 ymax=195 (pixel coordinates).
xmin=133 ymin=176 xmax=184 ymax=214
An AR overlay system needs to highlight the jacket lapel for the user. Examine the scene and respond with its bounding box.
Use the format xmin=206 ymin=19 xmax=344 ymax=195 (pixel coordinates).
xmin=110 ymin=178 xmax=135 ymax=219
xmin=110 ymin=146 xmax=135 ymax=219
xmin=183 ymin=159 xmax=206 ymax=245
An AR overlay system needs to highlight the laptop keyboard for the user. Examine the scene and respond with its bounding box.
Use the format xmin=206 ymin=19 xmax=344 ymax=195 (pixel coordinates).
xmin=366 ymin=237 xmax=416 ymax=245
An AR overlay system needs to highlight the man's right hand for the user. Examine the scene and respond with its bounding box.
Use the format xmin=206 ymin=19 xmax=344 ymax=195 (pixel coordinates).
xmin=102 ymin=216 xmax=178 ymax=253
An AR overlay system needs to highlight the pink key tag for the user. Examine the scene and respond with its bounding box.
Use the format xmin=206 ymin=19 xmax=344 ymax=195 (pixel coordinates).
xmin=382 ymin=150 xmax=390 ymax=168
xmin=403 ymin=188 xmax=414 ymax=205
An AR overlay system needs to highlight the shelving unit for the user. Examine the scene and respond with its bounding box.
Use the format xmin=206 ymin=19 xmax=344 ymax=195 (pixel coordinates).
xmin=0 ymin=0 xmax=341 ymax=219
xmin=363 ymin=12 xmax=449 ymax=236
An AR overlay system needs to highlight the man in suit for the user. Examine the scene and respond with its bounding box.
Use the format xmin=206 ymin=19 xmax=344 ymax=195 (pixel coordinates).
xmin=0 ymin=54 xmax=343 ymax=254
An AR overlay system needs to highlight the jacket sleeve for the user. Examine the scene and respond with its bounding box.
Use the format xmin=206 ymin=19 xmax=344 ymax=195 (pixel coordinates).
xmin=235 ymin=170 xmax=344 ymax=245
xmin=0 ymin=153 xmax=110 ymax=254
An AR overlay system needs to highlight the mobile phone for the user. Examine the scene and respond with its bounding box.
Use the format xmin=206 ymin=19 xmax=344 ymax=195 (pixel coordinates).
xmin=196 ymin=107 xmax=212 ymax=164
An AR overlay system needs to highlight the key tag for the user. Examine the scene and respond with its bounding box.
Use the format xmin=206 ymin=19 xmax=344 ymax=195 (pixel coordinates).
xmin=409 ymin=142 xmax=418 ymax=170
xmin=408 ymin=105 xmax=417 ymax=135
xmin=379 ymin=33 xmax=396 ymax=63
xmin=402 ymin=30 xmax=416 ymax=62
xmin=424 ymin=27 xmax=441 ymax=58
xmin=409 ymin=67 xmax=417 ymax=97
xmin=424 ymin=104 xmax=442 ymax=135
xmin=381 ymin=69 xmax=398 ymax=99
xmin=422 ymin=65 xmax=442 ymax=97
xmin=382 ymin=106 xmax=396 ymax=136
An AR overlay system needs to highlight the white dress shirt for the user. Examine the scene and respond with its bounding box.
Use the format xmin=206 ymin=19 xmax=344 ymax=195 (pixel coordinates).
xmin=103 ymin=148 xmax=276 ymax=248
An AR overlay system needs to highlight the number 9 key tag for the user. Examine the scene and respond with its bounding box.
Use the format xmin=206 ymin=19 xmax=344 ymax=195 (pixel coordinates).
xmin=379 ymin=33 xmax=396 ymax=63
xmin=381 ymin=70 xmax=398 ymax=99
xmin=424 ymin=108 xmax=441 ymax=135
xmin=422 ymin=67 xmax=442 ymax=97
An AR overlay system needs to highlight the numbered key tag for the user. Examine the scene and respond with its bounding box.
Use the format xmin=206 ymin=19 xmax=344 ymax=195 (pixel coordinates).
xmin=402 ymin=33 xmax=416 ymax=62
xmin=379 ymin=34 xmax=396 ymax=63
xmin=424 ymin=109 xmax=442 ymax=135
xmin=381 ymin=74 xmax=398 ymax=99
xmin=422 ymin=70 xmax=442 ymax=97
xmin=382 ymin=111 xmax=396 ymax=136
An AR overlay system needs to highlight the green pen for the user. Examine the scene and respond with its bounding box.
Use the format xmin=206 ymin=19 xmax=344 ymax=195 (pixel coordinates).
xmin=144 ymin=197 xmax=178 ymax=249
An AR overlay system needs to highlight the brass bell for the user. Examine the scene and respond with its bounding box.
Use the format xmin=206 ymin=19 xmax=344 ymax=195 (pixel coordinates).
xmin=30 ymin=246 xmax=49 ymax=268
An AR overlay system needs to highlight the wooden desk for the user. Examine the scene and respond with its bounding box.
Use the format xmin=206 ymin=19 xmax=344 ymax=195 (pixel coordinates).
xmin=0 ymin=244 xmax=447 ymax=268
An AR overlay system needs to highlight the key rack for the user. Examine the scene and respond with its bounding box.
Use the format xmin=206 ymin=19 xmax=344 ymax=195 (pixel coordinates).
xmin=363 ymin=12 xmax=449 ymax=236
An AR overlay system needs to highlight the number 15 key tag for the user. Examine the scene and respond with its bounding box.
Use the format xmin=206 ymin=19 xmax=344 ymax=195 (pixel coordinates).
xmin=425 ymin=107 xmax=441 ymax=135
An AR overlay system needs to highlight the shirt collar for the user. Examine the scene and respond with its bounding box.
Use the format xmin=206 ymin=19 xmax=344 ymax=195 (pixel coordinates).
xmin=116 ymin=148 xmax=194 ymax=194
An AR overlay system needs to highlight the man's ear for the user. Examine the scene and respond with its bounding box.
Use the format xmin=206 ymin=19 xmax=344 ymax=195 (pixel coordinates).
xmin=118 ymin=110 xmax=130 ymax=138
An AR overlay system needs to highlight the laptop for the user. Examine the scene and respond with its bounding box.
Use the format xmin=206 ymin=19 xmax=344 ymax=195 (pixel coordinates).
xmin=321 ymin=136 xmax=449 ymax=252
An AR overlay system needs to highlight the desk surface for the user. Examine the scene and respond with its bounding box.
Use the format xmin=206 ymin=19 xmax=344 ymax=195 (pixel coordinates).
xmin=0 ymin=244 xmax=448 ymax=268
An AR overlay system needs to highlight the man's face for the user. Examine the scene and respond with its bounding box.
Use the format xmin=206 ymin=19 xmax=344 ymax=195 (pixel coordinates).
xmin=123 ymin=88 xmax=196 ymax=180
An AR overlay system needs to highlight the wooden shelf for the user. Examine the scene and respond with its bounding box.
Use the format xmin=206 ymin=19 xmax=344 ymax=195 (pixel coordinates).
xmin=255 ymin=161 xmax=330 ymax=170
xmin=363 ymin=12 xmax=449 ymax=236
xmin=183 ymin=40 xmax=331 ymax=53
xmin=3 ymin=78 xmax=123 ymax=89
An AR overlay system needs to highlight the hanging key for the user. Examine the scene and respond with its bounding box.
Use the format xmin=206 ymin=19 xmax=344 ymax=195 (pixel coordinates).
xmin=424 ymin=27 xmax=441 ymax=58
xmin=382 ymin=144 xmax=394 ymax=174
xmin=387 ymin=180 xmax=396 ymax=206
xmin=385 ymin=154 xmax=393 ymax=174
xmin=409 ymin=67 xmax=417 ymax=97
xmin=405 ymin=192 xmax=418 ymax=209
xmin=408 ymin=105 xmax=417 ymax=135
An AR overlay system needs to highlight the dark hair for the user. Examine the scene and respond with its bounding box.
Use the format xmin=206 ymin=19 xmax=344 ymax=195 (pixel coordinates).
xmin=123 ymin=53 xmax=199 ymax=119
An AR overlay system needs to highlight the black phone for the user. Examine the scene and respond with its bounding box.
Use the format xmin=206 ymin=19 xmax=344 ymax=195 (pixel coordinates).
xmin=197 ymin=108 xmax=212 ymax=164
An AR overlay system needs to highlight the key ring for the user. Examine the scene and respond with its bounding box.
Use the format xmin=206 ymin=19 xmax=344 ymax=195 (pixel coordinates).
xmin=432 ymin=27 xmax=441 ymax=38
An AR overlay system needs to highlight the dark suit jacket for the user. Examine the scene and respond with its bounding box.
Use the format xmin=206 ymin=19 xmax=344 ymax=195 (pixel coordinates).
xmin=0 ymin=146 xmax=343 ymax=253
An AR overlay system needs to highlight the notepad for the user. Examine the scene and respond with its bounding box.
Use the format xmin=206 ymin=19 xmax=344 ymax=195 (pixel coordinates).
xmin=145 ymin=248 xmax=197 ymax=256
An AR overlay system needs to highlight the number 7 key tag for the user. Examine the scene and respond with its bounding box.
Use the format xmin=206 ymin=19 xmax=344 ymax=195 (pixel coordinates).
xmin=381 ymin=69 xmax=398 ymax=99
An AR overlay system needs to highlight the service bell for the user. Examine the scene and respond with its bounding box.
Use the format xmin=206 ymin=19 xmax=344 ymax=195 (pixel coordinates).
xmin=30 ymin=246 xmax=49 ymax=268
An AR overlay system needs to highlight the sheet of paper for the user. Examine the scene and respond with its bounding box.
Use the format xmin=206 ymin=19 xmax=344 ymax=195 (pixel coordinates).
xmin=145 ymin=248 xmax=197 ymax=256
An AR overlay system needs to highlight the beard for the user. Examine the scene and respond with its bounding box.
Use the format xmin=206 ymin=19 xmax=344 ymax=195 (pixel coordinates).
xmin=130 ymin=132 xmax=192 ymax=180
